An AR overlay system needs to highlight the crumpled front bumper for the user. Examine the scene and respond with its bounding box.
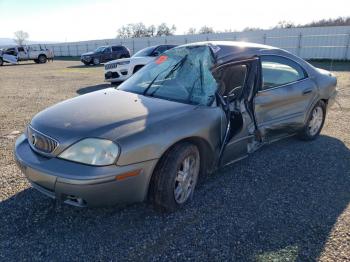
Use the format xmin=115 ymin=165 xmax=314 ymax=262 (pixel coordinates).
xmin=14 ymin=134 xmax=157 ymax=207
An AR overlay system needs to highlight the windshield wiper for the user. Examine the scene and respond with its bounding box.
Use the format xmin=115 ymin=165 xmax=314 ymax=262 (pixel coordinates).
xmin=187 ymin=59 xmax=203 ymax=103
xmin=142 ymin=70 xmax=163 ymax=96
xmin=163 ymin=54 xmax=188 ymax=80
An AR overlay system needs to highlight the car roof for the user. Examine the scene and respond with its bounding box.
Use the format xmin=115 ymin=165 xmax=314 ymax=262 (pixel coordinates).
xmin=184 ymin=41 xmax=275 ymax=57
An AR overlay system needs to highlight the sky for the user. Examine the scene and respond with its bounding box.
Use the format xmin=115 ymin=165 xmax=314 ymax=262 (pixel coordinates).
xmin=0 ymin=0 xmax=349 ymax=42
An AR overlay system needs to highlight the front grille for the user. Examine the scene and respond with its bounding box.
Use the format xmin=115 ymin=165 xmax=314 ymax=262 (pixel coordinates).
xmin=105 ymin=71 xmax=119 ymax=79
xmin=105 ymin=63 xmax=118 ymax=70
xmin=27 ymin=126 xmax=58 ymax=154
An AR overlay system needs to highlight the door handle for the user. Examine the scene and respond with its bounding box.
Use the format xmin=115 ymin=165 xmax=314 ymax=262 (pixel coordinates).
xmin=302 ymin=89 xmax=313 ymax=95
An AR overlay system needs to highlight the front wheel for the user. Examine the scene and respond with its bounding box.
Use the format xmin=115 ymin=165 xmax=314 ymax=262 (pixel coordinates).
xmin=38 ymin=55 xmax=47 ymax=63
xmin=149 ymin=142 xmax=200 ymax=212
xmin=298 ymin=100 xmax=326 ymax=140
xmin=93 ymin=57 xmax=100 ymax=65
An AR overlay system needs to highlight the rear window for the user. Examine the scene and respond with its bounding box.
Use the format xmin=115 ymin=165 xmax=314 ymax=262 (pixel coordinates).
xmin=112 ymin=46 xmax=125 ymax=52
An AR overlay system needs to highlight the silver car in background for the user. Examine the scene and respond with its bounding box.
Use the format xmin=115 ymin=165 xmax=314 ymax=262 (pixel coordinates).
xmin=15 ymin=41 xmax=337 ymax=211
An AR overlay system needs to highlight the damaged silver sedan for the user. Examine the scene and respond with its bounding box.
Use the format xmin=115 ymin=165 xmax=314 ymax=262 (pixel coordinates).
xmin=15 ymin=42 xmax=337 ymax=211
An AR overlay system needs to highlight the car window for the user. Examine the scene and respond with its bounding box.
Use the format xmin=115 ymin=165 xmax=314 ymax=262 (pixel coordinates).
xmin=261 ymin=55 xmax=307 ymax=90
xmin=18 ymin=47 xmax=25 ymax=52
xmin=167 ymin=45 xmax=176 ymax=50
xmin=103 ymin=47 xmax=111 ymax=53
xmin=95 ymin=46 xmax=108 ymax=53
xmin=152 ymin=45 xmax=168 ymax=56
xmin=132 ymin=46 xmax=155 ymax=57
xmin=112 ymin=46 xmax=124 ymax=52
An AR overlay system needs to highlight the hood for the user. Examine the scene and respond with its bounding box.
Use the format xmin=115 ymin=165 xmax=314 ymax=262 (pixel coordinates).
xmin=30 ymin=88 xmax=196 ymax=150
xmin=105 ymin=57 xmax=131 ymax=65
xmin=81 ymin=51 xmax=95 ymax=56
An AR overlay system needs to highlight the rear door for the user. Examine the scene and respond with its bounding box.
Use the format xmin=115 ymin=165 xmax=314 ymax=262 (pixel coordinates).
xmin=254 ymin=55 xmax=317 ymax=140
xmin=101 ymin=47 xmax=112 ymax=62
xmin=111 ymin=46 xmax=123 ymax=59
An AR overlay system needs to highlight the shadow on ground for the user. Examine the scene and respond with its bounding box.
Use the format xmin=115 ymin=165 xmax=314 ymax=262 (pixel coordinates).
xmin=1 ymin=135 xmax=349 ymax=260
xmin=1 ymin=62 xmax=40 ymax=66
xmin=67 ymin=64 xmax=104 ymax=69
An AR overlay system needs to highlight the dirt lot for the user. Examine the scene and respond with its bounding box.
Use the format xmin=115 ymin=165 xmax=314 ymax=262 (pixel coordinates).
xmin=0 ymin=60 xmax=349 ymax=261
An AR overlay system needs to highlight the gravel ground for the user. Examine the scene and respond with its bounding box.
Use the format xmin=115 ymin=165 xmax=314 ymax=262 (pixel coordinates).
xmin=0 ymin=60 xmax=349 ymax=261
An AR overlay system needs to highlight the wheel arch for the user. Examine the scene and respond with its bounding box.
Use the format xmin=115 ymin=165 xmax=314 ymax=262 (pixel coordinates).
xmin=147 ymin=136 xmax=215 ymax=193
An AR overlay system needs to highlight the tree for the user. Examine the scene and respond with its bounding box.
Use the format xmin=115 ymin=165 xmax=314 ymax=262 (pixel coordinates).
xmin=187 ymin=27 xmax=196 ymax=34
xmin=301 ymin=16 xmax=350 ymax=27
xmin=156 ymin=23 xmax=176 ymax=36
xmin=198 ymin=26 xmax=214 ymax=34
xmin=131 ymin=22 xmax=148 ymax=38
xmin=146 ymin=25 xmax=157 ymax=37
xmin=275 ymin=21 xmax=295 ymax=29
xmin=14 ymin=30 xmax=29 ymax=46
xmin=117 ymin=25 xmax=133 ymax=38
xmin=243 ymin=27 xmax=262 ymax=32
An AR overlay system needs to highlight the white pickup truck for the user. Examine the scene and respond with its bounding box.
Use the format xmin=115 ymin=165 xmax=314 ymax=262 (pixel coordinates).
xmin=0 ymin=46 xmax=54 ymax=66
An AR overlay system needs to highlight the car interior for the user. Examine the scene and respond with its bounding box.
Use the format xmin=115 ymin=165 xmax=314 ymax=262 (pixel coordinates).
xmin=215 ymin=64 xmax=248 ymax=138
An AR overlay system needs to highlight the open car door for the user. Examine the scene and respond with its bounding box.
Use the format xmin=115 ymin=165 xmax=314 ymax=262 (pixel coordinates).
xmin=217 ymin=58 xmax=261 ymax=166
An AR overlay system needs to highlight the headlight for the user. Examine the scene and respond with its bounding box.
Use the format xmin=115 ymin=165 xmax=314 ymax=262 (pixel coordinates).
xmin=59 ymin=138 xmax=119 ymax=166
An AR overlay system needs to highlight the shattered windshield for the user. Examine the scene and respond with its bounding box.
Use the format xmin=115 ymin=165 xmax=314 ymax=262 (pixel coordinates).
xmin=118 ymin=45 xmax=218 ymax=106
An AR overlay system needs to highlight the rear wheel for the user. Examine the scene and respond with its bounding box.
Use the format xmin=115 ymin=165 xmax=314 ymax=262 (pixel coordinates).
xmin=0 ymin=57 xmax=3 ymax=66
xmin=149 ymin=142 xmax=200 ymax=212
xmin=38 ymin=55 xmax=47 ymax=63
xmin=298 ymin=100 xmax=326 ymax=140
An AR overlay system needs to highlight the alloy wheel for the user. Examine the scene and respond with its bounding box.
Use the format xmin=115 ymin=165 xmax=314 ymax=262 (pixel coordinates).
xmin=308 ymin=106 xmax=323 ymax=136
xmin=174 ymin=154 xmax=199 ymax=204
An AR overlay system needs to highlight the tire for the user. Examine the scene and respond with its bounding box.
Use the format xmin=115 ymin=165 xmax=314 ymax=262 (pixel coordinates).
xmin=83 ymin=62 xmax=90 ymax=66
xmin=0 ymin=57 xmax=3 ymax=66
xmin=133 ymin=65 xmax=144 ymax=74
xmin=34 ymin=59 xmax=39 ymax=64
xmin=149 ymin=142 xmax=200 ymax=212
xmin=298 ymin=100 xmax=326 ymax=140
xmin=38 ymin=55 xmax=47 ymax=63
xmin=93 ymin=57 xmax=100 ymax=65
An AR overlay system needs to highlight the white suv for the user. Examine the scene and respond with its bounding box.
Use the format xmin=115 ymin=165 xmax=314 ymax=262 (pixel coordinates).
xmin=104 ymin=45 xmax=176 ymax=83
